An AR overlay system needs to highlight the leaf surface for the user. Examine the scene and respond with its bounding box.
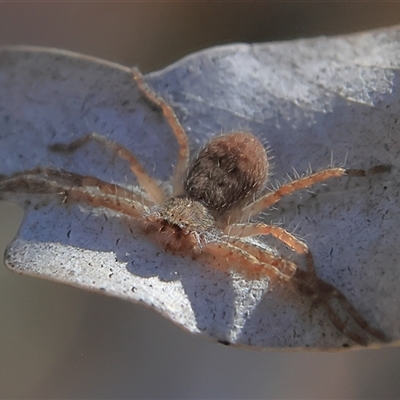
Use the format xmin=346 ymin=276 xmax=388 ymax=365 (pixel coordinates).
xmin=1 ymin=28 xmax=399 ymax=349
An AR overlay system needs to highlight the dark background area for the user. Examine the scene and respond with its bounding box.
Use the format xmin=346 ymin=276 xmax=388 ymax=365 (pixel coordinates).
xmin=1 ymin=2 xmax=400 ymax=398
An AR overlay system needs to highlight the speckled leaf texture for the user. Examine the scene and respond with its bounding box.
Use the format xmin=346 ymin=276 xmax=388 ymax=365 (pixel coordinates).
xmin=1 ymin=26 xmax=399 ymax=350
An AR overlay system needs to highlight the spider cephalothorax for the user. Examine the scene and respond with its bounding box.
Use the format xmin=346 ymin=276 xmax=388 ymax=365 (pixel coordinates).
xmin=142 ymin=197 xmax=217 ymax=254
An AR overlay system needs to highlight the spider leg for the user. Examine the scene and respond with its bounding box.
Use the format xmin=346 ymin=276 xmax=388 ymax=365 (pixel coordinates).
xmin=321 ymin=287 xmax=389 ymax=345
xmin=204 ymin=240 xmax=296 ymax=284
xmin=239 ymin=165 xmax=390 ymax=221
xmin=293 ymin=268 xmax=390 ymax=345
xmin=240 ymin=167 xmax=347 ymax=220
xmin=25 ymin=167 xmax=154 ymax=205
xmin=132 ymin=67 xmax=189 ymax=197
xmin=323 ymin=302 xmax=369 ymax=345
xmin=221 ymin=238 xmax=298 ymax=282
xmin=49 ymin=132 xmax=165 ymax=205
xmin=327 ymin=289 xmax=390 ymax=344
xmin=224 ymin=222 xmax=308 ymax=254
xmin=305 ymin=246 xmax=389 ymax=343
xmin=0 ymin=168 xmax=146 ymax=219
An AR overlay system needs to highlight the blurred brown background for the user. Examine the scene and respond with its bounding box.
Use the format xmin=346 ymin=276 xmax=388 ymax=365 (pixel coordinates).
xmin=1 ymin=2 xmax=400 ymax=398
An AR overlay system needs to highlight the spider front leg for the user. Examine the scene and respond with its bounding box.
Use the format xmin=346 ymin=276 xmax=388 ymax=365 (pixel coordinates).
xmin=292 ymin=264 xmax=390 ymax=345
xmin=224 ymin=223 xmax=309 ymax=255
xmin=204 ymin=240 xmax=297 ymax=283
xmin=223 ymin=221 xmax=389 ymax=344
xmin=221 ymin=222 xmax=309 ymax=284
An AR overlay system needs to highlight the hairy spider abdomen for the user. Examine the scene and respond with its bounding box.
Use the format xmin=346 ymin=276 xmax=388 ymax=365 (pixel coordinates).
xmin=184 ymin=132 xmax=269 ymax=216
xmin=142 ymin=197 xmax=217 ymax=254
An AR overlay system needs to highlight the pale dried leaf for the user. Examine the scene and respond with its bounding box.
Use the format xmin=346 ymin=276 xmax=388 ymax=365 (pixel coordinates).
xmin=0 ymin=27 xmax=399 ymax=349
